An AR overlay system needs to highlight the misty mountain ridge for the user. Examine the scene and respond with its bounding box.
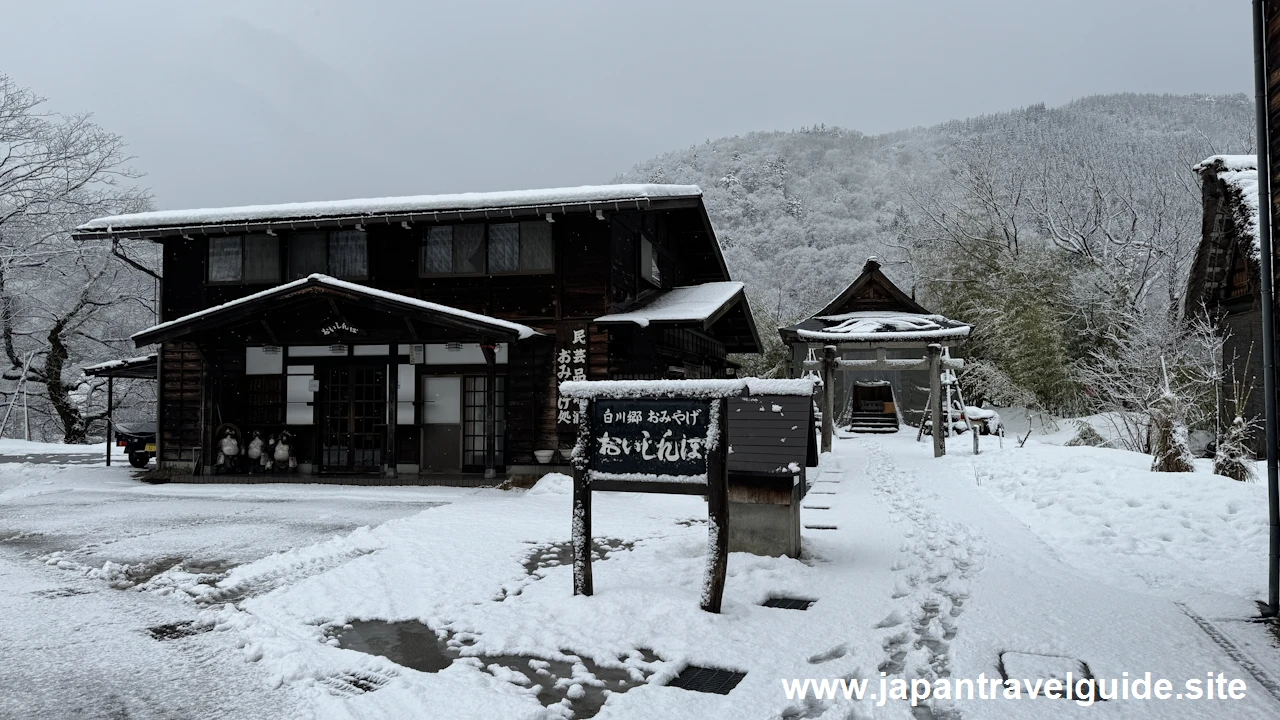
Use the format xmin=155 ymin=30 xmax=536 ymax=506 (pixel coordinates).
xmin=615 ymin=93 xmax=1255 ymax=330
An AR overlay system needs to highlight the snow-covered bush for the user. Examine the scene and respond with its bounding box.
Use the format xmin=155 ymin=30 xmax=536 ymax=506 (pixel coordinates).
xmin=1214 ymin=415 xmax=1257 ymax=482
xmin=1077 ymin=312 xmax=1223 ymax=454
xmin=1150 ymin=390 xmax=1196 ymax=473
xmin=1064 ymin=421 xmax=1109 ymax=448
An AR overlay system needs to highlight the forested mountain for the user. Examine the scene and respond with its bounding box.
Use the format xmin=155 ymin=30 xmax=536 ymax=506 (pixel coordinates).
xmin=618 ymin=94 xmax=1255 ymax=426
xmin=617 ymin=93 xmax=1253 ymax=342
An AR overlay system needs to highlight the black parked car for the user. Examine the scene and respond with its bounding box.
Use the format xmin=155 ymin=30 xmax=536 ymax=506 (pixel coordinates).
xmin=114 ymin=421 xmax=156 ymax=468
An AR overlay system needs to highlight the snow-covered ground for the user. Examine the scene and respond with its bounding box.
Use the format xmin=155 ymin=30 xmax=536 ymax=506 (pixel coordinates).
xmin=2 ymin=433 xmax=1279 ymax=719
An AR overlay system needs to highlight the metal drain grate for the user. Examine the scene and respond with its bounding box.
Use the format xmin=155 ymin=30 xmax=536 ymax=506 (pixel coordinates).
xmin=803 ymin=505 xmax=830 ymax=510
xmin=763 ymin=597 xmax=815 ymax=611
xmin=804 ymin=524 xmax=838 ymax=530
xmin=667 ymin=665 xmax=747 ymax=694
xmin=809 ymin=490 xmax=836 ymax=495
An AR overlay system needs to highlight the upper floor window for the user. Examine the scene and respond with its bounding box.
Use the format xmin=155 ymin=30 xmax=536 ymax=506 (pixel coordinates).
xmin=420 ymin=222 xmax=553 ymax=277
xmin=208 ymin=234 xmax=280 ymax=284
xmin=287 ymin=230 xmax=368 ymax=281
xmin=640 ymin=235 xmax=662 ymax=287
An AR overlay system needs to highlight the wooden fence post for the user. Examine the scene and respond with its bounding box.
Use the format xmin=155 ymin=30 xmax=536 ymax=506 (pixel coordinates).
xmin=105 ymin=375 xmax=113 ymax=466
xmin=386 ymin=356 xmax=398 ymax=480
xmin=821 ymin=345 xmax=836 ymax=453
xmin=927 ymin=344 xmax=944 ymax=458
xmin=571 ymin=399 xmax=593 ymax=596
xmin=702 ymin=397 xmax=729 ymax=613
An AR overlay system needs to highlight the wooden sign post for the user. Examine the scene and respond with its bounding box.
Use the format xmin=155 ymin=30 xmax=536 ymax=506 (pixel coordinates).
xmin=563 ymin=384 xmax=730 ymax=613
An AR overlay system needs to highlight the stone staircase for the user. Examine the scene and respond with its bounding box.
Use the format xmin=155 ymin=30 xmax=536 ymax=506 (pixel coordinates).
xmin=845 ymin=412 xmax=900 ymax=434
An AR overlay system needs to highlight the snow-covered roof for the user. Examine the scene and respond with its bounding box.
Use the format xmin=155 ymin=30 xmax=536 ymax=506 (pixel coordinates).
xmin=560 ymin=377 xmax=817 ymax=399
xmin=83 ymin=354 xmax=155 ymax=372
xmin=593 ymin=282 xmax=744 ymax=327
xmin=795 ymin=311 xmax=971 ymax=343
xmin=1194 ymin=155 xmax=1257 ymax=173
xmin=78 ymin=184 xmax=703 ymax=233
xmin=132 ymin=274 xmax=539 ymax=346
xmin=82 ymin=353 xmax=158 ymax=378
xmin=1195 ymin=154 xmax=1260 ymax=259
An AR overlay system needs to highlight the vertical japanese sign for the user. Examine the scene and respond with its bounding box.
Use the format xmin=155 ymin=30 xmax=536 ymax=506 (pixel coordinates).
xmin=556 ymin=323 xmax=589 ymax=429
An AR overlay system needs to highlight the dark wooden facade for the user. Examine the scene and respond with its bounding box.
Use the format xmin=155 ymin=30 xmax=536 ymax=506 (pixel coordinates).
xmin=1187 ymin=157 xmax=1266 ymax=454
xmin=77 ymin=189 xmax=760 ymax=479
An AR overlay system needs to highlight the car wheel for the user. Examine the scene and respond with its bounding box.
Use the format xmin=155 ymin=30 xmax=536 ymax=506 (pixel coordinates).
xmin=128 ymin=451 xmax=151 ymax=469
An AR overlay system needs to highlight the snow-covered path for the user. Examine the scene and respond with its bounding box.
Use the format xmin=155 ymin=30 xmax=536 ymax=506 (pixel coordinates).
xmin=3 ymin=434 xmax=1280 ymax=718
xmin=840 ymin=435 xmax=1280 ymax=718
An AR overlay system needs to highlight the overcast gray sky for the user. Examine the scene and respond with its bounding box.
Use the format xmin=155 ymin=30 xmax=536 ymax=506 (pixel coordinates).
xmin=2 ymin=0 xmax=1253 ymax=210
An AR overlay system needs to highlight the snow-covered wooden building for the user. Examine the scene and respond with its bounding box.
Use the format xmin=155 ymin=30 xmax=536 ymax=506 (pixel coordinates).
xmin=74 ymin=185 xmax=760 ymax=482
xmin=779 ymin=259 xmax=970 ymax=432
xmin=1186 ymin=155 xmax=1265 ymax=453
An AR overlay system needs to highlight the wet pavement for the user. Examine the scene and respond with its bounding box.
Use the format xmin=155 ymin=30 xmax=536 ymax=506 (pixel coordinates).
xmin=333 ymin=620 xmax=660 ymax=718
xmin=0 ymin=461 xmax=453 ymax=720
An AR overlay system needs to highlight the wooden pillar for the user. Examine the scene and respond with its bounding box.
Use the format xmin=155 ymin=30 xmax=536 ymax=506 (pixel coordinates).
xmin=571 ymin=399 xmax=593 ymax=596
xmin=702 ymin=397 xmax=730 ymax=613
xmin=105 ymin=375 xmax=113 ymax=467
xmin=386 ymin=356 xmax=398 ymax=480
xmin=821 ymin=345 xmax=836 ymax=453
xmin=481 ymin=343 xmax=497 ymax=480
xmin=927 ymin=343 xmax=944 ymax=458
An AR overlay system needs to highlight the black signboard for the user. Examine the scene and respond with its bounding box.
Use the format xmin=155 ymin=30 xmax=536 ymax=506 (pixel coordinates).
xmin=591 ymin=399 xmax=711 ymax=479
xmin=569 ymin=392 xmax=730 ymax=613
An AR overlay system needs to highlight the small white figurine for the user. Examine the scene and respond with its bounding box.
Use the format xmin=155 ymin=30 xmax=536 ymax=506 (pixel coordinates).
xmin=263 ymin=434 xmax=276 ymax=471
xmin=274 ymin=431 xmax=294 ymax=471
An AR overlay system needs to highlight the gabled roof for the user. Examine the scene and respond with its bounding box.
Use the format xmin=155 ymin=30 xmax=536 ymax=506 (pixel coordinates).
xmin=1185 ymin=155 xmax=1262 ymax=315
xmin=779 ymin=258 xmax=970 ymax=346
xmin=74 ymin=184 xmax=703 ymax=240
xmin=793 ymin=311 xmax=971 ymax=343
xmin=813 ymin=258 xmax=930 ymax=317
xmin=593 ymin=282 xmax=761 ymax=353
xmin=132 ymin=274 xmax=539 ymax=347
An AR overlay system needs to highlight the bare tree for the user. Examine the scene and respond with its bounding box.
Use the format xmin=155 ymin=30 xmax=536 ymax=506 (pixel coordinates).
xmin=0 ymin=75 xmax=153 ymax=443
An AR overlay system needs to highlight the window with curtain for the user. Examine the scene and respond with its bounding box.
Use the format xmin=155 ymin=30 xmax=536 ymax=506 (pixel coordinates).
xmin=421 ymin=222 xmax=553 ymax=277
xmin=328 ymin=230 xmax=368 ymax=279
xmin=289 ymin=232 xmax=327 ymax=279
xmin=208 ymin=236 xmax=243 ymax=283
xmin=243 ymin=234 xmax=280 ymax=283
xmin=423 ymin=226 xmax=453 ymax=274
xmin=519 ymin=221 xmax=553 ymax=272
xmin=488 ymin=223 xmax=519 ymax=273
xmin=454 ymin=224 xmax=485 ymax=274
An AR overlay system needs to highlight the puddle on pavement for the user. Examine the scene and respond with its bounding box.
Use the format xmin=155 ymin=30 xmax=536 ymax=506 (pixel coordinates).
xmin=334 ymin=620 xmax=659 ymax=717
xmin=104 ymin=556 xmax=238 ymax=591
xmin=148 ymin=620 xmax=212 ymax=641
xmin=0 ymin=531 xmax=73 ymax=557
xmin=522 ymin=537 xmax=634 ymax=575
xmin=31 ymin=587 xmax=93 ymax=598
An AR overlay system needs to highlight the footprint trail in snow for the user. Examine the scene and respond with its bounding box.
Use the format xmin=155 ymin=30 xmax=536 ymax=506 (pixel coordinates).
xmin=857 ymin=439 xmax=985 ymax=718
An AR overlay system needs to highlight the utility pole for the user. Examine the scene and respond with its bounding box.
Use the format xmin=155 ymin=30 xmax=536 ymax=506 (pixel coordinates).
xmin=1252 ymin=0 xmax=1279 ymax=617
